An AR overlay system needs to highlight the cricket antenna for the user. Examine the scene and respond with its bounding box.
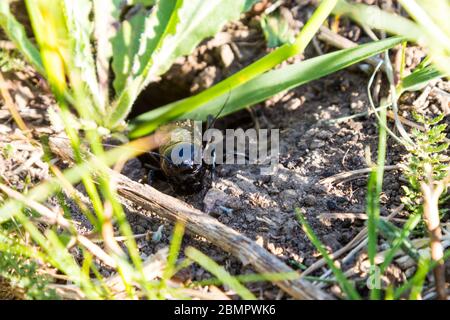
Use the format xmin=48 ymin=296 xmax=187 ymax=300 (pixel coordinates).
xmin=206 ymin=90 xmax=232 ymax=131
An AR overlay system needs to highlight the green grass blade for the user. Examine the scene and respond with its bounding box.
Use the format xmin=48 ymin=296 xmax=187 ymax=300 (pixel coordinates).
xmin=295 ymin=208 xmax=361 ymax=300
xmin=14 ymin=211 xmax=101 ymax=299
xmin=111 ymin=6 xmax=148 ymax=96
xmin=0 ymin=1 xmax=45 ymax=75
xmin=62 ymin=0 xmax=102 ymax=113
xmin=334 ymin=0 xmax=424 ymax=43
xmin=366 ymin=103 xmax=387 ymax=300
xmin=365 ymin=50 xmax=393 ymax=299
xmin=399 ymin=65 xmax=443 ymax=93
xmin=129 ymin=36 xmax=403 ymax=137
xmin=379 ymin=213 xmax=421 ymax=273
xmin=185 ymin=246 xmax=257 ymax=300
xmin=415 ymin=0 xmax=450 ymax=39
xmin=393 ymin=250 xmax=450 ymax=299
xmin=366 ymin=171 xmax=380 ymax=300
xmin=161 ymin=222 xmax=185 ymax=284
xmin=93 ymin=0 xmax=122 ymax=107
xmin=398 ymin=0 xmax=450 ymax=51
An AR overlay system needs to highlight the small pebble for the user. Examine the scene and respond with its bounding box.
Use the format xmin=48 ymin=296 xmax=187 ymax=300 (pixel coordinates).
xmin=303 ymin=195 xmax=316 ymax=207
xmin=219 ymin=44 xmax=235 ymax=68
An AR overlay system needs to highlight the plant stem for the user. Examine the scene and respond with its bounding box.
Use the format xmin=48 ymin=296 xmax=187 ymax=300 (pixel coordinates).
xmin=420 ymin=170 xmax=448 ymax=300
xmin=398 ymin=0 xmax=450 ymax=51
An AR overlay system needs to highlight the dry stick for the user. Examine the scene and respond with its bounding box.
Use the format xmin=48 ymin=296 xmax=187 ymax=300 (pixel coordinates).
xmin=49 ymin=137 xmax=332 ymax=300
xmin=320 ymin=165 xmax=399 ymax=185
xmin=420 ymin=168 xmax=449 ymax=300
xmin=0 ymin=72 xmax=30 ymax=135
xmin=317 ymin=26 xmax=384 ymax=71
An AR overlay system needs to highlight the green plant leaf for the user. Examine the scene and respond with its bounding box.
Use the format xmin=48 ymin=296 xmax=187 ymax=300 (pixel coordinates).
xmin=111 ymin=0 xmax=179 ymax=117
xmin=143 ymin=0 xmax=246 ymax=84
xmin=129 ymin=36 xmax=403 ymax=136
xmin=260 ymin=9 xmax=295 ymax=48
xmin=62 ymin=0 xmax=102 ymax=112
xmin=111 ymin=7 xmax=147 ymax=95
xmin=399 ymin=65 xmax=443 ymax=93
xmin=108 ymin=0 xmax=249 ymax=128
xmin=93 ymin=0 xmax=123 ymax=107
xmin=0 ymin=1 xmax=44 ymax=75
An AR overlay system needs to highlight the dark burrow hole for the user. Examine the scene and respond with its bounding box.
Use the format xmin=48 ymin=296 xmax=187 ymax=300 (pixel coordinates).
xmin=129 ymin=76 xmax=259 ymax=194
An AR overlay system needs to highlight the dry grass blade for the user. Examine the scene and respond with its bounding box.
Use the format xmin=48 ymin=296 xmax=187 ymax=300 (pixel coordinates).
xmin=318 ymin=26 xmax=384 ymax=70
xmin=319 ymin=212 xmax=406 ymax=223
xmin=0 ymin=183 xmax=117 ymax=268
xmin=105 ymin=247 xmax=168 ymax=296
xmin=301 ymin=228 xmax=367 ymax=277
xmin=51 ymin=247 xmax=169 ymax=300
xmin=320 ymin=165 xmax=399 ymax=185
xmin=0 ymin=71 xmax=30 ymax=135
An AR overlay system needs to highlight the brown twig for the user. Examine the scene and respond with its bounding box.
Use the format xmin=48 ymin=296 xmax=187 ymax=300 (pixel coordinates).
xmin=49 ymin=136 xmax=333 ymax=300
